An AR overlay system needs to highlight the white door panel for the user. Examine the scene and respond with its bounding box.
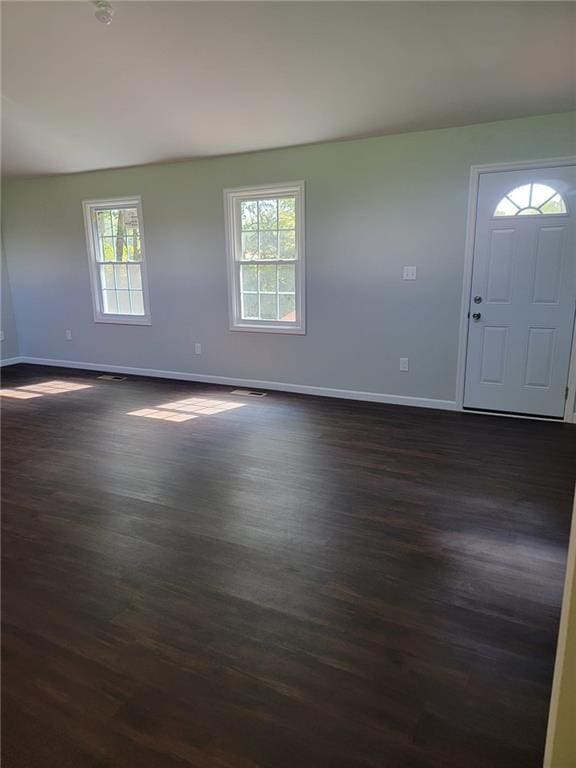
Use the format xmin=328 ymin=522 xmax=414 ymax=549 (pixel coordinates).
xmin=464 ymin=165 xmax=576 ymax=417
xmin=486 ymin=229 xmax=514 ymax=302
xmin=533 ymin=227 xmax=564 ymax=303
xmin=479 ymin=326 xmax=508 ymax=383
xmin=524 ymin=328 xmax=555 ymax=387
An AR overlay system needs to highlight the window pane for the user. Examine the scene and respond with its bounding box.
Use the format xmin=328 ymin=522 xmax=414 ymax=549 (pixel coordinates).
xmin=258 ymin=199 xmax=278 ymax=230
xmin=278 ymin=197 xmax=295 ymax=229
xmin=508 ymin=184 xmax=531 ymax=208
xmin=127 ymin=234 xmax=142 ymax=262
xmin=98 ymin=237 xmax=128 ymax=261
xmin=242 ymin=232 xmax=259 ymax=260
xmin=125 ymin=236 xmax=135 ymax=261
xmin=494 ymin=197 xmax=519 ymax=217
xmin=100 ymin=264 xmax=116 ymax=289
xmin=111 ymin=208 xmax=139 ymax=237
xmin=122 ymin=207 xmax=140 ymax=231
xmin=130 ymin=290 xmax=144 ymax=315
xmin=258 ymin=265 xmax=277 ymax=293
xmin=279 ymin=230 xmax=296 ymax=259
xmin=226 ymin=185 xmax=303 ymax=330
xmin=541 ymin=194 xmax=567 ymax=214
xmin=99 ymin=236 xmax=116 ymax=262
xmin=530 ymin=184 xmax=558 ymax=208
xmin=241 ymin=264 xmax=257 ymax=291
xmin=96 ymin=211 xmax=113 ymax=237
xmin=260 ymin=294 xmax=277 ymax=320
xmin=117 ymin=290 xmax=131 ymax=314
xmin=110 ymin=209 xmax=120 ymax=235
xmin=279 ymin=294 xmax=296 ymax=321
xmin=114 ymin=236 xmax=128 ymax=261
xmin=101 ymin=208 xmax=139 ymax=260
xmin=102 ymin=290 xmax=118 ymax=314
xmin=494 ymin=185 xmax=567 ymax=217
xmin=88 ymin=201 xmax=148 ymax=321
xmin=115 ymin=264 xmax=129 ymax=289
xmin=259 ymin=231 xmax=278 ymax=259
xmin=127 ymin=264 xmax=142 ymax=290
xmin=242 ymin=293 xmax=259 ymax=319
xmin=278 ymin=264 xmax=295 ymax=292
xmin=241 ymin=201 xmax=258 ymax=231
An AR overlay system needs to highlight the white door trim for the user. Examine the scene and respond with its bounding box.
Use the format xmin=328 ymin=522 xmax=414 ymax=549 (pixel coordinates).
xmin=456 ymin=156 xmax=576 ymax=423
xmin=543 ymin=493 xmax=576 ymax=768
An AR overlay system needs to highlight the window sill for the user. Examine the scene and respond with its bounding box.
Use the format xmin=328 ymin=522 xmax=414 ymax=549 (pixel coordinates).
xmin=94 ymin=314 xmax=152 ymax=326
xmin=229 ymin=323 xmax=306 ymax=335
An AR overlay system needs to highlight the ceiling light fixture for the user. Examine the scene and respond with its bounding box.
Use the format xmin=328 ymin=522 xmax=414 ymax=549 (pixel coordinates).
xmin=93 ymin=0 xmax=114 ymax=25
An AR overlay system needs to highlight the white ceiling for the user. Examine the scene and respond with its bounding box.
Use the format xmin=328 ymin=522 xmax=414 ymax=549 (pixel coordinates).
xmin=2 ymin=1 xmax=575 ymax=177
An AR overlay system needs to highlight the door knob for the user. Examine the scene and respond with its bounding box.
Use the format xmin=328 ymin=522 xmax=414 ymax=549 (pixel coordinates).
xmin=472 ymin=312 xmax=482 ymax=321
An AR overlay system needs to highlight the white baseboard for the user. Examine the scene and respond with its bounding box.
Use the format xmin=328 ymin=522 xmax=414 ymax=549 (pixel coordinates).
xmin=0 ymin=356 xmax=24 ymax=367
xmin=12 ymin=356 xmax=457 ymax=412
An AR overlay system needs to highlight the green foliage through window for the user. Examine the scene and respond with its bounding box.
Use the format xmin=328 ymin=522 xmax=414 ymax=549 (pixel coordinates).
xmin=87 ymin=202 xmax=146 ymax=317
xmin=240 ymin=263 xmax=296 ymax=322
xmin=494 ymin=184 xmax=567 ymax=217
xmin=95 ymin=207 xmax=142 ymax=262
xmin=240 ymin=196 xmax=297 ymax=261
xmin=229 ymin=183 xmax=303 ymax=330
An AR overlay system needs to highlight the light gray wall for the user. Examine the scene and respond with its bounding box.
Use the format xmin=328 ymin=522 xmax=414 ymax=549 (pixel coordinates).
xmin=1 ymin=239 xmax=19 ymax=359
xmin=2 ymin=112 xmax=575 ymax=401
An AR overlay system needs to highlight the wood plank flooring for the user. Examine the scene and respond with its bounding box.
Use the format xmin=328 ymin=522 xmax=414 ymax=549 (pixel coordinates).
xmin=2 ymin=364 xmax=575 ymax=768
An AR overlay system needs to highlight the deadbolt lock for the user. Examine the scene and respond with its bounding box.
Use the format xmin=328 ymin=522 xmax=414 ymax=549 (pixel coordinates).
xmin=473 ymin=296 xmax=482 ymax=304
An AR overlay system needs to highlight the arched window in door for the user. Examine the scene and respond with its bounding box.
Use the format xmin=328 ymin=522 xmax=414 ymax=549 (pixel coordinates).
xmin=494 ymin=183 xmax=567 ymax=217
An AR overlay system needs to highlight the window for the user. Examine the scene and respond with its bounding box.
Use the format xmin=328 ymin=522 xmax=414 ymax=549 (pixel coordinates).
xmin=224 ymin=182 xmax=305 ymax=333
xmin=494 ymin=184 xmax=567 ymax=217
xmin=83 ymin=197 xmax=151 ymax=324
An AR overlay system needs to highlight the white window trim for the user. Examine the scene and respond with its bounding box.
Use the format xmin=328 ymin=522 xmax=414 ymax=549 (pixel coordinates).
xmin=224 ymin=181 xmax=306 ymax=334
xmin=82 ymin=196 xmax=151 ymax=325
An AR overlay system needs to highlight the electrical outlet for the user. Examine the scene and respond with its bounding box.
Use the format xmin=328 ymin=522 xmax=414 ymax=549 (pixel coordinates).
xmin=194 ymin=343 xmax=202 ymax=355
xmin=65 ymin=329 xmax=72 ymax=340
xmin=403 ymin=266 xmax=417 ymax=280
xmin=399 ymin=357 xmax=409 ymax=372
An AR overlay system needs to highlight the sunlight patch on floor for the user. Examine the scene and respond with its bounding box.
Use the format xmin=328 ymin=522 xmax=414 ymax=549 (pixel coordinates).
xmin=126 ymin=397 xmax=246 ymax=424
xmin=157 ymin=398 xmax=245 ymax=415
xmin=0 ymin=389 xmax=43 ymax=399
xmin=17 ymin=380 xmax=93 ymax=394
xmin=127 ymin=408 xmax=197 ymax=422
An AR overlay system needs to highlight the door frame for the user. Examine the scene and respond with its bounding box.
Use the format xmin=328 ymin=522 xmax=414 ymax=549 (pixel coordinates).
xmin=455 ymin=156 xmax=576 ymax=423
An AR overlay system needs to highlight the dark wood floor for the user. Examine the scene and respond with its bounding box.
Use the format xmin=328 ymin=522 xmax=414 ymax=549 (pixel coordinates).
xmin=2 ymin=364 xmax=575 ymax=768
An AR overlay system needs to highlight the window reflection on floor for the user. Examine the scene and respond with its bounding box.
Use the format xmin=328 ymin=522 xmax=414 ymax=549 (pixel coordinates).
xmin=1 ymin=380 xmax=247 ymax=427
xmin=18 ymin=381 xmax=92 ymax=394
xmin=158 ymin=398 xmax=245 ymax=415
xmin=127 ymin=397 xmax=246 ymax=425
xmin=127 ymin=408 xmax=196 ymax=422
xmin=1 ymin=380 xmax=93 ymax=399
xmin=0 ymin=389 xmax=43 ymax=399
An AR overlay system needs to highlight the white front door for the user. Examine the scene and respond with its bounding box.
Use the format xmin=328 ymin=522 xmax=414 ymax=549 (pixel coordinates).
xmin=464 ymin=164 xmax=576 ymax=418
